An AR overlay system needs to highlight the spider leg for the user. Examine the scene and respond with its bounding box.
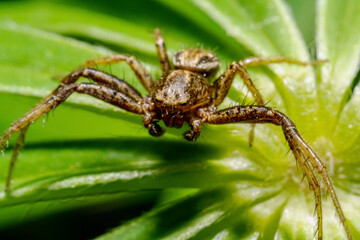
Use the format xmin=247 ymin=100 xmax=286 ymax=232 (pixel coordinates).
xmin=213 ymin=62 xmax=265 ymax=106
xmin=289 ymin=133 xmax=352 ymax=240
xmin=153 ymin=28 xmax=172 ymax=73
xmin=183 ymin=118 xmax=202 ymax=141
xmin=292 ymin=147 xmax=323 ymax=239
xmin=239 ymin=56 xmax=326 ymax=67
xmin=24 ymin=68 xmax=143 ymax=134
xmin=60 ymin=68 xmax=143 ymax=101
xmin=212 ymin=62 xmax=265 ymax=146
xmin=142 ymin=113 xmax=165 ymax=138
xmin=202 ymin=106 xmax=352 ymax=240
xmin=1 ymin=83 xmax=144 ymax=192
xmin=2 ymin=68 xmax=143 ymax=192
xmin=80 ymin=55 xmax=154 ymax=92
xmin=212 ymin=57 xmax=326 ymax=146
xmin=5 ymin=126 xmax=28 ymax=193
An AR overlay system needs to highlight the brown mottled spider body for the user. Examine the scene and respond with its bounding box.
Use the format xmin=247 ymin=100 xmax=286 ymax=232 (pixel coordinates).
xmin=149 ymin=69 xmax=212 ymax=131
xmin=0 ymin=29 xmax=352 ymax=239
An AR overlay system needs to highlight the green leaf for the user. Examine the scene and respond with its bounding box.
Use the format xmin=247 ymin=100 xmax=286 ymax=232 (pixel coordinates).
xmin=0 ymin=0 xmax=359 ymax=239
xmin=316 ymin=0 xmax=360 ymax=148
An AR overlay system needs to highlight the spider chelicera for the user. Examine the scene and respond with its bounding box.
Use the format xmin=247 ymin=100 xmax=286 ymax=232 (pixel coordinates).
xmin=0 ymin=29 xmax=352 ymax=239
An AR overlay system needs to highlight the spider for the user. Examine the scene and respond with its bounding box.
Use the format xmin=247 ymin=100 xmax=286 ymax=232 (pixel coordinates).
xmin=0 ymin=29 xmax=352 ymax=239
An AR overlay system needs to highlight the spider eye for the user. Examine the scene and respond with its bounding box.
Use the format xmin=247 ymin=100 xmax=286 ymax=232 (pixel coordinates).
xmin=180 ymin=102 xmax=187 ymax=106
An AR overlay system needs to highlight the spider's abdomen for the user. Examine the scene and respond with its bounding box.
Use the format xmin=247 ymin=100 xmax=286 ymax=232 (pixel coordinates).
xmin=173 ymin=49 xmax=219 ymax=78
xmin=152 ymin=70 xmax=212 ymax=110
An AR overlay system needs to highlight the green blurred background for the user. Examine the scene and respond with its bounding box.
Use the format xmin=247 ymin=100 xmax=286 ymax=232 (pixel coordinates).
xmin=0 ymin=0 xmax=358 ymax=239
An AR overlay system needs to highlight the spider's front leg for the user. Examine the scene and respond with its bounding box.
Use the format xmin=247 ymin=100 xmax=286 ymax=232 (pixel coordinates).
xmin=292 ymin=147 xmax=323 ymax=239
xmin=0 ymin=83 xmax=144 ymax=192
xmin=213 ymin=62 xmax=265 ymax=106
xmin=202 ymin=106 xmax=352 ymax=240
xmin=213 ymin=57 xmax=325 ymax=146
xmin=212 ymin=61 xmax=265 ymax=146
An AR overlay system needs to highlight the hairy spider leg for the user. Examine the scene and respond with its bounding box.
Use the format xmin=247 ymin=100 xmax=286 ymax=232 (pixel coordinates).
xmin=5 ymin=126 xmax=28 ymax=193
xmin=38 ymin=68 xmax=144 ymax=107
xmin=239 ymin=56 xmax=327 ymax=67
xmin=202 ymin=105 xmax=352 ymax=240
xmin=1 ymin=67 xmax=145 ymax=192
xmin=212 ymin=57 xmax=326 ymax=146
xmin=289 ymin=131 xmax=352 ymax=240
xmin=1 ymin=82 xmax=144 ymax=192
xmin=153 ymin=28 xmax=172 ymax=73
xmin=212 ymin=61 xmax=265 ymax=146
xmin=213 ymin=62 xmax=265 ymax=106
xmin=61 ymin=68 xmax=143 ymax=101
xmin=80 ymin=54 xmax=154 ymax=92
xmin=292 ymin=146 xmax=323 ymax=239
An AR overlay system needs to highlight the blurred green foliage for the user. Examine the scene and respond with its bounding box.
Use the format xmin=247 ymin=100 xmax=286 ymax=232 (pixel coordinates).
xmin=0 ymin=0 xmax=359 ymax=239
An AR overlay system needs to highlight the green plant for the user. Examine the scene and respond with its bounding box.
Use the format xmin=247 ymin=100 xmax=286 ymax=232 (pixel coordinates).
xmin=0 ymin=0 xmax=359 ymax=239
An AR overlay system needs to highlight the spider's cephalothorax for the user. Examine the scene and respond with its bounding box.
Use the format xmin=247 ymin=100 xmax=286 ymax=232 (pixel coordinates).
xmin=148 ymin=49 xmax=217 ymax=131
xmin=0 ymin=28 xmax=352 ymax=240
xmin=150 ymin=69 xmax=212 ymax=129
